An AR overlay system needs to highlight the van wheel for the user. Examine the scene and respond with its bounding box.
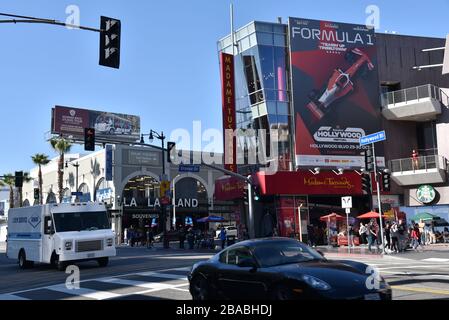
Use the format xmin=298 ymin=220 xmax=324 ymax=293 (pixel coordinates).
xmin=53 ymin=254 xmax=66 ymax=271
xmin=18 ymin=250 xmax=27 ymax=269
xmin=97 ymin=257 xmax=109 ymax=267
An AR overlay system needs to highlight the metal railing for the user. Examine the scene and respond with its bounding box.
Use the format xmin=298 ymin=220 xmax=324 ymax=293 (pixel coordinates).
xmin=381 ymin=84 xmax=449 ymax=107
xmin=389 ymin=155 xmax=448 ymax=173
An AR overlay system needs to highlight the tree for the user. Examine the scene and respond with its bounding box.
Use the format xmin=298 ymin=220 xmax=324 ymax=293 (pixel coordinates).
xmin=50 ymin=137 xmax=72 ymax=203
xmin=31 ymin=154 xmax=50 ymax=205
xmin=0 ymin=174 xmax=15 ymax=209
xmin=18 ymin=172 xmax=32 ymax=207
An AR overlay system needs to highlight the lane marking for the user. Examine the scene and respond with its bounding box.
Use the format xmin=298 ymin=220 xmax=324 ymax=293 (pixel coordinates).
xmin=47 ymin=284 xmax=121 ymax=300
xmin=422 ymin=258 xmax=449 ymax=263
xmin=136 ymin=272 xmax=188 ymax=280
xmin=0 ymin=293 xmax=29 ymax=300
xmin=391 ymin=285 xmax=449 ymax=295
xmin=98 ymin=278 xmax=177 ymax=290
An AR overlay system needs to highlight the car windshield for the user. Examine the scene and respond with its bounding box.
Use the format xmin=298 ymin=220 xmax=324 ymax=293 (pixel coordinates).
xmin=53 ymin=211 xmax=110 ymax=232
xmin=252 ymin=241 xmax=324 ymax=267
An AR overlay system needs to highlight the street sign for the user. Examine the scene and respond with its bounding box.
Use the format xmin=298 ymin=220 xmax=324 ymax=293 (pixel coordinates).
xmin=341 ymin=196 xmax=352 ymax=209
xmin=360 ymin=131 xmax=386 ymax=146
xmin=345 ymin=208 xmax=351 ymax=214
xmin=71 ymin=192 xmax=83 ymax=197
xmin=179 ymin=164 xmax=200 ymax=173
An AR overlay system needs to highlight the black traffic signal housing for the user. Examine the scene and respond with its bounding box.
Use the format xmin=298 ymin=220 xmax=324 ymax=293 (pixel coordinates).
xmin=361 ymin=173 xmax=372 ymax=195
xmin=84 ymin=128 xmax=96 ymax=151
xmin=15 ymin=171 xmax=23 ymax=188
xmin=381 ymin=170 xmax=391 ymax=192
xmin=34 ymin=188 xmax=39 ymax=200
xmin=364 ymin=148 xmax=374 ymax=172
xmin=99 ymin=16 xmax=121 ymax=69
xmin=167 ymin=142 xmax=176 ymax=163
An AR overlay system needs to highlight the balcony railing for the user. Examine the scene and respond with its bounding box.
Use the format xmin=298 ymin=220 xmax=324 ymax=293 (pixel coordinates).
xmin=390 ymin=155 xmax=448 ymax=173
xmin=381 ymin=84 xmax=449 ymax=107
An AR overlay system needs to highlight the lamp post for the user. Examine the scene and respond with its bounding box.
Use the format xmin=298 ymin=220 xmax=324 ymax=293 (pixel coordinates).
xmin=141 ymin=130 xmax=169 ymax=249
xmin=66 ymin=161 xmax=80 ymax=202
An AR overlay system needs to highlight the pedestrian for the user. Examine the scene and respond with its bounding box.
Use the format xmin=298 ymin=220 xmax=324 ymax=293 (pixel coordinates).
xmin=411 ymin=224 xmax=421 ymax=251
xmin=219 ymin=226 xmax=227 ymax=249
xmin=348 ymin=224 xmax=354 ymax=248
xmin=359 ymin=223 xmax=367 ymax=245
xmin=179 ymin=226 xmax=186 ymax=249
xmin=187 ymin=228 xmax=195 ymax=249
xmin=146 ymin=228 xmax=154 ymax=249
xmin=397 ymin=219 xmax=406 ymax=252
xmin=412 ymin=149 xmax=419 ymax=170
xmin=129 ymin=226 xmax=135 ymax=247
xmin=384 ymin=221 xmax=391 ymax=253
xmin=429 ymin=221 xmax=436 ymax=244
xmin=307 ymin=224 xmax=315 ymax=247
xmin=390 ymin=221 xmax=399 ymax=253
xmin=124 ymin=228 xmax=128 ymax=246
xmin=367 ymin=223 xmax=375 ymax=252
xmin=418 ymin=219 xmax=426 ymax=246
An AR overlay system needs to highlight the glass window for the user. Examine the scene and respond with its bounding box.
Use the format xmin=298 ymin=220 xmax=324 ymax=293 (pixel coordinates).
xmin=273 ymin=24 xmax=285 ymax=34
xmin=247 ymin=23 xmax=256 ymax=34
xmin=267 ymin=101 xmax=277 ymax=114
xmin=255 ymin=23 xmax=273 ymax=33
xmin=274 ymin=34 xmax=286 ymax=47
xmin=224 ymin=247 xmax=253 ymax=265
xmin=277 ymin=102 xmax=289 ymax=115
xmin=240 ymin=36 xmax=250 ymax=52
xmin=257 ymin=32 xmax=273 ymax=46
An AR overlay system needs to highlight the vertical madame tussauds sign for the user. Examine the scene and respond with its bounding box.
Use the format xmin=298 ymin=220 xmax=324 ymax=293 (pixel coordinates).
xmin=220 ymin=53 xmax=237 ymax=172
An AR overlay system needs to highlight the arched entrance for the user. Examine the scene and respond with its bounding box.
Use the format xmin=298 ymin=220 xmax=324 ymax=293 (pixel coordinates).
xmin=78 ymin=183 xmax=91 ymax=202
xmin=122 ymin=175 xmax=162 ymax=241
xmin=46 ymin=191 xmax=57 ymax=204
xmin=172 ymin=177 xmax=209 ymax=230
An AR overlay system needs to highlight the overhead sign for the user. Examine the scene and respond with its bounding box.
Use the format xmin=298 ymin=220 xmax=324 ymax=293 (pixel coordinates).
xmin=179 ymin=164 xmax=200 ymax=173
xmin=220 ymin=53 xmax=237 ymax=173
xmin=443 ymin=35 xmax=449 ymax=75
xmin=289 ymin=17 xmax=384 ymax=169
xmin=341 ymin=196 xmax=352 ymax=209
xmin=51 ymin=106 xmax=140 ymax=143
xmin=105 ymin=145 xmax=113 ymax=181
xmin=360 ymin=131 xmax=386 ymax=146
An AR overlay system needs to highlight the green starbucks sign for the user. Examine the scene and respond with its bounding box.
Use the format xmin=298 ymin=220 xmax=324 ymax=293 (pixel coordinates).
xmin=416 ymin=185 xmax=436 ymax=204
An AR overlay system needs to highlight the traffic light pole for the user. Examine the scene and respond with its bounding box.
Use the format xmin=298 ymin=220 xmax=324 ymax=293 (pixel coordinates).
xmin=372 ymin=143 xmax=386 ymax=254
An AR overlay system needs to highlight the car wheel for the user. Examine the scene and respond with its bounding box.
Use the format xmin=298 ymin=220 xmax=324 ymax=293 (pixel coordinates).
xmin=191 ymin=276 xmax=210 ymax=301
xmin=97 ymin=257 xmax=109 ymax=267
xmin=272 ymin=284 xmax=295 ymax=300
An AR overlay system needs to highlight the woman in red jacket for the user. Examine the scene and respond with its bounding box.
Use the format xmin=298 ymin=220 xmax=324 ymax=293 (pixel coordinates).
xmin=411 ymin=224 xmax=421 ymax=251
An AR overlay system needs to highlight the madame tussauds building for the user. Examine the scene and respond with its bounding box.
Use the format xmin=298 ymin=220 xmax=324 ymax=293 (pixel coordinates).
xmin=216 ymin=17 xmax=449 ymax=240
xmin=21 ymin=144 xmax=237 ymax=244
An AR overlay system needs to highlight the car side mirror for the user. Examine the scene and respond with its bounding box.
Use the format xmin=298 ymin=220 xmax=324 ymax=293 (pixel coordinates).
xmin=237 ymin=258 xmax=257 ymax=269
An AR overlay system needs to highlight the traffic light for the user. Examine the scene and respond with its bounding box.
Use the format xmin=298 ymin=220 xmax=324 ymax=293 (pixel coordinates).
xmin=167 ymin=142 xmax=176 ymax=163
xmin=84 ymin=128 xmax=96 ymax=151
xmin=361 ymin=173 xmax=372 ymax=195
xmin=364 ymin=148 xmax=374 ymax=172
xmin=381 ymin=170 xmax=391 ymax=192
xmin=34 ymin=188 xmax=39 ymax=200
xmin=15 ymin=171 xmax=23 ymax=188
xmin=99 ymin=16 xmax=121 ymax=69
xmin=253 ymin=186 xmax=261 ymax=201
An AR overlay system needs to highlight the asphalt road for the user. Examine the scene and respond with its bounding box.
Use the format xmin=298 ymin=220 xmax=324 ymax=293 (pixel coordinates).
xmin=1 ymin=242 xmax=449 ymax=300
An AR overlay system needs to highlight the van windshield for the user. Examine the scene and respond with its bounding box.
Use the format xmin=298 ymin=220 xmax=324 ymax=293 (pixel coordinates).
xmin=53 ymin=211 xmax=110 ymax=232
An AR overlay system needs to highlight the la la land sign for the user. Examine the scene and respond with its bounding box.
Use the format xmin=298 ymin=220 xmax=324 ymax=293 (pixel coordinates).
xmin=123 ymin=197 xmax=199 ymax=208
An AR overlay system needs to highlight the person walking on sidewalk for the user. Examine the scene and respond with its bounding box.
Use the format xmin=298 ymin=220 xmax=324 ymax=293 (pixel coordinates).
xmin=390 ymin=221 xmax=399 ymax=253
xmin=359 ymin=223 xmax=367 ymax=245
xmin=367 ymin=223 xmax=376 ymax=253
xmin=179 ymin=226 xmax=186 ymax=249
xmin=219 ymin=226 xmax=227 ymax=250
xmin=411 ymin=224 xmax=421 ymax=251
xmin=384 ymin=221 xmax=391 ymax=253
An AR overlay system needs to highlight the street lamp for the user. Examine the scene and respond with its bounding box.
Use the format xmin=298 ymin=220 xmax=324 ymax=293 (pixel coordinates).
xmin=66 ymin=161 xmax=80 ymax=202
xmin=141 ymin=130 xmax=168 ymax=248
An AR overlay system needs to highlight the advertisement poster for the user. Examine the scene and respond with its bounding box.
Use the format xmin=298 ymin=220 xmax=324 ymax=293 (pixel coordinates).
xmin=52 ymin=106 xmax=140 ymax=143
xmin=288 ymin=18 xmax=384 ymax=168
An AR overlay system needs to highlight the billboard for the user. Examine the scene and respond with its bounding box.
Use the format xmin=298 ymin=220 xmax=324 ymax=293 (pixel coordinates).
xmin=220 ymin=53 xmax=237 ymax=172
xmin=51 ymin=106 xmax=140 ymax=143
xmin=289 ymin=18 xmax=384 ymax=168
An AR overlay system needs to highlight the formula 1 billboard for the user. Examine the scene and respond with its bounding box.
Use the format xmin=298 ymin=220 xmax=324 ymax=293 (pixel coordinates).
xmin=289 ymin=18 xmax=384 ymax=169
xmin=51 ymin=106 xmax=140 ymax=143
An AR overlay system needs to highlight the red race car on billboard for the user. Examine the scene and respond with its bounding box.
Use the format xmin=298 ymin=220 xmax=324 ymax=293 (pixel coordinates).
xmin=306 ymin=48 xmax=375 ymax=122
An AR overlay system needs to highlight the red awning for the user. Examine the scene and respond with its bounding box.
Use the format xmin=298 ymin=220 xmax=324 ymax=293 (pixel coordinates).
xmin=357 ymin=211 xmax=387 ymax=219
xmin=320 ymin=213 xmax=345 ymax=221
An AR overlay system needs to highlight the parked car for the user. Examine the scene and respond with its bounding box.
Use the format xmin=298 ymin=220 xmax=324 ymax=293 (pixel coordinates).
xmin=215 ymin=226 xmax=238 ymax=239
xmin=154 ymin=231 xmax=179 ymax=243
xmin=188 ymin=238 xmax=392 ymax=300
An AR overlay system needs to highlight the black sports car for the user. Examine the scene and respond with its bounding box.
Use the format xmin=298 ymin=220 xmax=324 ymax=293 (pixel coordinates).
xmin=188 ymin=238 xmax=392 ymax=300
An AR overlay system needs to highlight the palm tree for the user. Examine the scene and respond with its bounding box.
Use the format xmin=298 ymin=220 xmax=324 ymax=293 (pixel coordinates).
xmin=18 ymin=172 xmax=32 ymax=207
xmin=50 ymin=137 xmax=72 ymax=203
xmin=31 ymin=154 xmax=50 ymax=205
xmin=0 ymin=174 xmax=15 ymax=209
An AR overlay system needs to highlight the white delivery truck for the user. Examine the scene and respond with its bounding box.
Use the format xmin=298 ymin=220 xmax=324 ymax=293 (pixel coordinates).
xmin=7 ymin=203 xmax=116 ymax=270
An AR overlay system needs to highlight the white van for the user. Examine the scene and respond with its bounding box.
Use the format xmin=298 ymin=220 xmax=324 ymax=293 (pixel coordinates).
xmin=7 ymin=203 xmax=116 ymax=270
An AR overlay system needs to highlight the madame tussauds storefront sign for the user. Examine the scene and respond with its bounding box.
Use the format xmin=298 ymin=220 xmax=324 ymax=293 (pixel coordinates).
xmin=123 ymin=197 xmax=199 ymax=208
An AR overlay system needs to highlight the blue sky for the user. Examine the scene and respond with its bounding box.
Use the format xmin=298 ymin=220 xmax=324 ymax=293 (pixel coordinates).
xmin=0 ymin=0 xmax=448 ymax=175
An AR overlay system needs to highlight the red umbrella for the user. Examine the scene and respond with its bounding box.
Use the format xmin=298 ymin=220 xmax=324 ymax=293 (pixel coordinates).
xmin=357 ymin=211 xmax=387 ymax=219
xmin=320 ymin=213 xmax=345 ymax=221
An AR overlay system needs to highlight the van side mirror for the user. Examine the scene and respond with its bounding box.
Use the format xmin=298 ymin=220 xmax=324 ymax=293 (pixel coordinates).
xmin=44 ymin=217 xmax=54 ymax=235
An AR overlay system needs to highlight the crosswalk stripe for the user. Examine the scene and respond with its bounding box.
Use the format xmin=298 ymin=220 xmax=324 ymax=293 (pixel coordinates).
xmin=391 ymin=285 xmax=449 ymax=295
xmin=98 ymin=278 xmax=178 ymax=290
xmin=136 ymin=272 xmax=188 ymax=280
xmin=422 ymin=258 xmax=449 ymax=263
xmin=46 ymin=284 xmax=121 ymax=300
xmin=0 ymin=294 xmax=29 ymax=300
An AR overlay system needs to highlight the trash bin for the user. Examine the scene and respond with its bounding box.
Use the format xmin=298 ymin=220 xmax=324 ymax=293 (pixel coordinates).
xmin=227 ymin=235 xmax=236 ymax=246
